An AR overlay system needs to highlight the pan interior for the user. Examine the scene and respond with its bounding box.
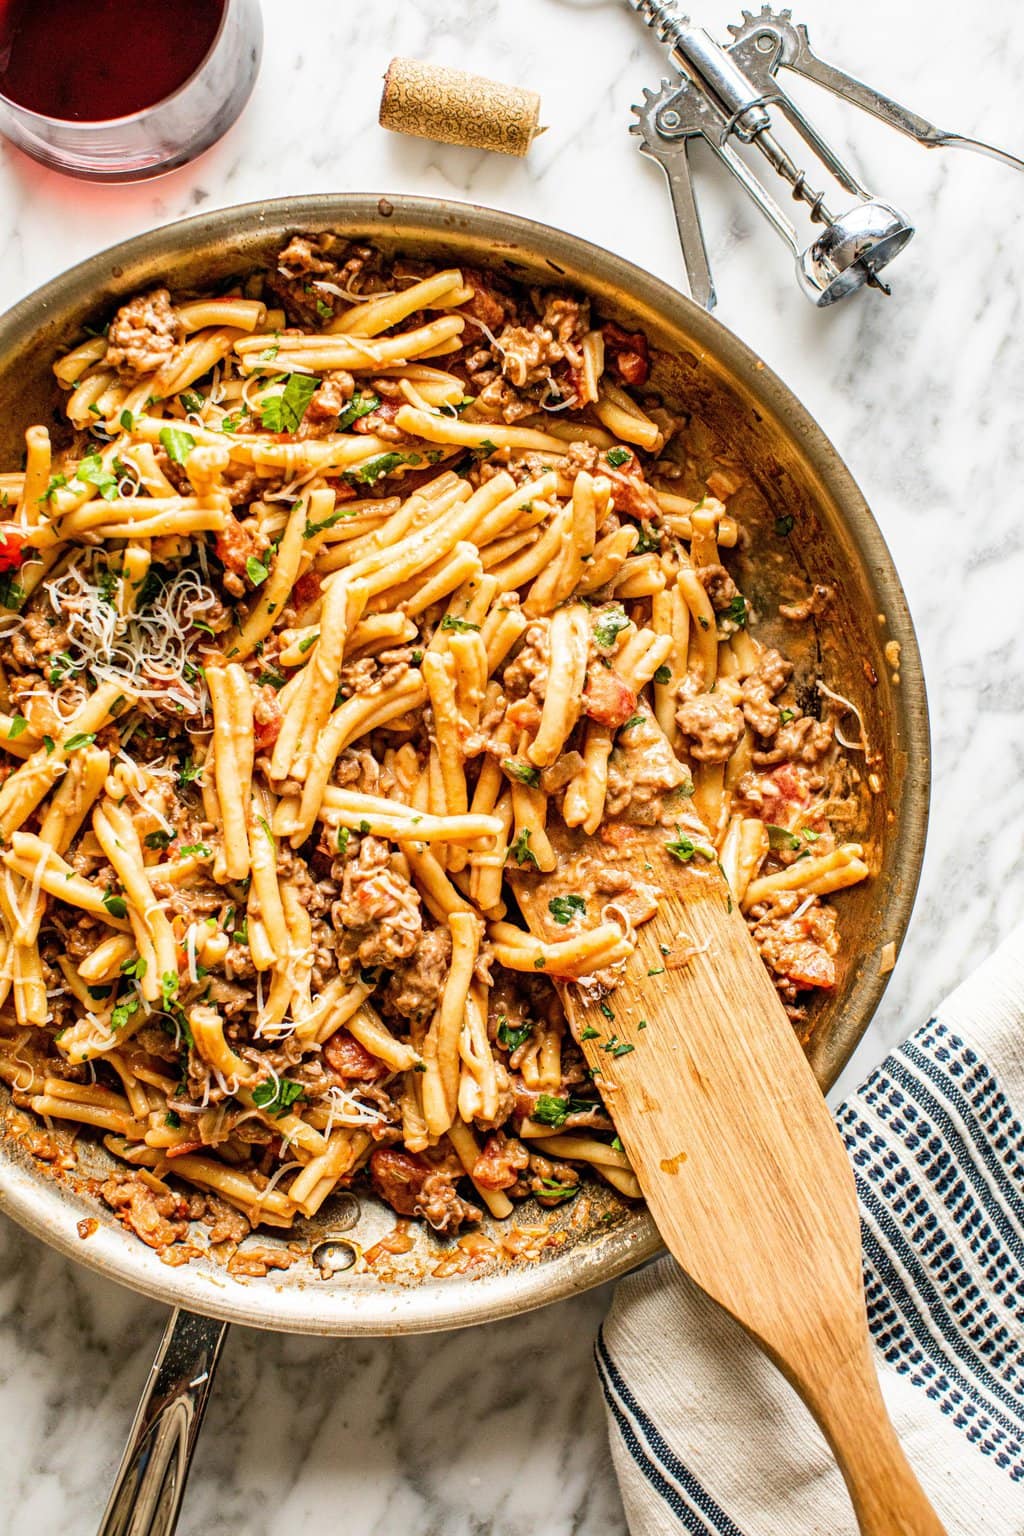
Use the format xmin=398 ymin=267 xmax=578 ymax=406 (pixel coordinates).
xmin=0 ymin=196 xmax=928 ymax=1334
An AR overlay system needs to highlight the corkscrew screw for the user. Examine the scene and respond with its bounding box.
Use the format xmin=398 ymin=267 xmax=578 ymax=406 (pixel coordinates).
xmin=627 ymin=2 xmax=1024 ymax=308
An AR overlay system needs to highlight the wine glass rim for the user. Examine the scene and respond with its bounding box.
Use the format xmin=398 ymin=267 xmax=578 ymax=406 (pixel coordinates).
xmin=0 ymin=0 xmax=232 ymax=129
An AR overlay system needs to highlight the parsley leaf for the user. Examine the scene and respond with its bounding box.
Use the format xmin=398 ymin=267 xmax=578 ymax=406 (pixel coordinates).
xmin=347 ymin=450 xmax=420 ymax=487
xmin=502 ymin=758 xmax=539 ymax=787
xmin=664 ymin=828 xmax=715 ymax=863
xmin=506 ymin=829 xmax=539 ymax=868
xmin=766 ymin=824 xmax=802 ymax=852
xmin=110 ymin=994 xmax=141 ymax=1031
xmin=302 ymin=505 xmax=356 ymax=539
xmin=158 ymin=427 xmax=196 ymax=464
xmin=6 ymin=716 xmax=27 ymax=740
xmin=260 ymin=373 xmax=318 ymax=433
xmin=775 ymin=513 xmax=794 ymax=538
xmin=63 ymin=732 xmax=95 ymax=752
xmin=74 ymin=453 xmax=119 ymax=501
xmin=439 ymin=614 xmax=481 ymax=633
xmin=497 ymin=1018 xmax=533 ymax=1052
xmin=252 ymin=1077 xmax=305 ymax=1117
xmin=119 ymin=409 xmax=134 ymax=431
xmin=103 ymin=891 xmax=128 ymax=919
xmin=724 ymin=595 xmax=747 ymax=628
xmin=620 ymin=714 xmax=644 ymax=733
xmin=606 ymin=447 xmax=631 ymax=468
xmin=336 ymin=826 xmax=350 ymax=856
xmin=538 ymin=1178 xmax=579 ymax=1202
xmin=245 ymin=554 xmax=269 ymax=586
xmin=120 ymin=956 xmax=148 ymax=980
xmin=779 ymin=708 xmax=795 ymax=724
xmin=532 ymin=1093 xmax=571 ymax=1128
xmin=593 ymin=606 xmax=630 ymax=649
xmin=144 ymin=830 xmax=173 ymax=851
xmin=653 ymin=663 xmax=672 ymax=685
xmin=548 ymin=894 xmax=586 ymax=925
xmin=336 ymin=391 xmax=380 ymax=430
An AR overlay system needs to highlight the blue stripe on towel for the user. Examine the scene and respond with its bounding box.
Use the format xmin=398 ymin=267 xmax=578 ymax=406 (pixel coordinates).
xmin=597 ymin=1330 xmax=748 ymax=1536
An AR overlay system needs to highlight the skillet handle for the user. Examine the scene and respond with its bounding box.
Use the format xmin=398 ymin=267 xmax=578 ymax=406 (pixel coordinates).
xmin=98 ymin=1307 xmax=228 ymax=1536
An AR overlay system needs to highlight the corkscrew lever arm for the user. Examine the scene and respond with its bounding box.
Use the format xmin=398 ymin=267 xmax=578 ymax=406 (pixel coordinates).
xmin=778 ymin=27 xmax=1024 ymax=175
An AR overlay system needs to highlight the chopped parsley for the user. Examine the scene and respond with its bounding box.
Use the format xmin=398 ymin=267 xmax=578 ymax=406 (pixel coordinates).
xmin=256 ymin=815 xmax=275 ymax=848
xmin=42 ymin=735 xmax=55 ymax=755
xmin=165 ymin=1110 xmax=181 ymax=1129
xmin=506 ymin=829 xmax=539 ymax=868
xmin=179 ymin=390 xmax=205 ymax=413
xmin=6 ymin=716 xmax=27 ymax=739
xmin=179 ymin=842 xmax=212 ymax=858
xmin=63 ymin=732 xmax=95 ymax=752
xmin=653 ymin=663 xmax=672 ymax=685
xmin=302 ymin=505 xmax=356 ymax=538
xmin=346 ymin=450 xmax=421 ymax=487
xmin=593 ymin=607 xmax=630 ymax=649
xmin=297 ymin=632 xmax=319 ymax=654
xmin=245 ymin=554 xmax=269 ymax=586
xmin=724 ymin=594 xmax=748 ymax=628
xmin=611 ymin=1042 xmax=635 ymax=1056
xmin=580 ymin=1025 xmax=601 ymax=1041
xmin=252 ymin=1077 xmax=305 ymax=1117
xmin=120 ymin=956 xmax=148 ymax=980
xmin=502 ymin=758 xmax=539 ymax=787
xmin=110 ymin=994 xmax=141 ymax=1031
xmin=532 ymin=1093 xmax=571 ymax=1128
xmin=599 ymin=999 xmax=615 ymax=1021
xmin=177 ymin=756 xmax=202 ymax=787
xmin=767 ymin=824 xmax=801 ymax=852
xmin=664 ymin=828 xmax=715 ymax=863
xmin=40 ymin=473 xmax=67 ymax=502
xmin=606 ymin=447 xmax=631 ymax=467
xmin=158 ymin=427 xmax=196 ymax=464
xmin=620 ymin=714 xmax=644 ymax=733
xmin=74 ymin=453 xmax=119 ymax=500
xmin=539 ymin=1179 xmax=579 ymax=1202
xmin=260 ymin=373 xmax=318 ymax=433
xmin=440 ymin=614 xmax=481 ymax=633
xmin=779 ymin=708 xmax=795 ymax=725
xmin=548 ymin=894 xmax=586 ymax=925
xmin=336 ymin=826 xmax=350 ymax=856
xmin=775 ymin=513 xmax=794 ymax=538
xmin=144 ymin=830 xmax=173 ymax=851
xmin=634 ymin=523 xmax=662 ymax=555
xmin=336 ymin=391 xmax=380 ymax=430
xmin=102 ymin=892 xmax=128 ymax=919
xmin=119 ymin=409 xmax=134 ymax=431
xmin=0 ymin=576 xmax=26 ymax=611
xmin=497 ymin=1018 xmax=533 ymax=1052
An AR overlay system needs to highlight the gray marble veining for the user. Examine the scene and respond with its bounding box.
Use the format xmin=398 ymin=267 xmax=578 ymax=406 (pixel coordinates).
xmin=0 ymin=1 xmax=1021 ymax=1530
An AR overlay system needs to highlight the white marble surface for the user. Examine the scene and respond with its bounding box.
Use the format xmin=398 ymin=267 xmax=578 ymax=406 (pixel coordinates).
xmin=1 ymin=1 xmax=1022 ymax=1531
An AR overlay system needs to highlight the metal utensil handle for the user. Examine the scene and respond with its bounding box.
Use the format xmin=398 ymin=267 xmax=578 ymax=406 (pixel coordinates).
xmin=99 ymin=1308 xmax=228 ymax=1536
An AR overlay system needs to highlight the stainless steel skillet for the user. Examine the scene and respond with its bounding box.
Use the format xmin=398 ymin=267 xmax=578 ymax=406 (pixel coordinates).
xmin=0 ymin=194 xmax=929 ymax=1534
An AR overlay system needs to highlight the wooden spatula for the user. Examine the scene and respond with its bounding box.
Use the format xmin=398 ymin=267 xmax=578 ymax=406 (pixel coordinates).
xmin=511 ymin=816 xmax=946 ymax=1536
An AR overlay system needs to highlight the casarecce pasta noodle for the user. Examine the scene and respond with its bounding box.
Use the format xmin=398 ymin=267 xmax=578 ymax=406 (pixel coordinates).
xmin=0 ymin=236 xmax=869 ymax=1259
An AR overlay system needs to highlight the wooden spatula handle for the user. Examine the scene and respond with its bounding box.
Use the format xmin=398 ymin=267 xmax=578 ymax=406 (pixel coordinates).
xmin=802 ymin=1331 xmax=947 ymax=1536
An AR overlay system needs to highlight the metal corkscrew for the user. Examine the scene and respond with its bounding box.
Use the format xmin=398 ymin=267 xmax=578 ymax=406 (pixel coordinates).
xmin=627 ymin=1 xmax=1024 ymax=308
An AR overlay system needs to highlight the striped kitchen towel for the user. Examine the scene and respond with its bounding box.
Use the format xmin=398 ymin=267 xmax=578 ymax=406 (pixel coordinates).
xmin=599 ymin=924 xmax=1024 ymax=1535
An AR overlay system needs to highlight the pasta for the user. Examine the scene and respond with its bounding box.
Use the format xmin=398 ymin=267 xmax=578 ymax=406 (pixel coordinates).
xmin=0 ymin=236 xmax=869 ymax=1260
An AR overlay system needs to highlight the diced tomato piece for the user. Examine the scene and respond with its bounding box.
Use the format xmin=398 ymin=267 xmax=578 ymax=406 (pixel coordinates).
xmin=583 ymin=665 xmax=637 ymax=728
xmin=369 ymin=1148 xmax=430 ymax=1216
xmin=0 ymin=532 xmax=24 ymax=573
xmin=214 ymin=513 xmax=259 ymax=578
xmin=291 ymin=569 xmax=321 ymax=611
xmin=602 ymin=321 xmax=650 ymax=387
xmin=778 ymin=941 xmax=836 ymax=991
xmin=324 ymin=1030 xmax=388 ymax=1081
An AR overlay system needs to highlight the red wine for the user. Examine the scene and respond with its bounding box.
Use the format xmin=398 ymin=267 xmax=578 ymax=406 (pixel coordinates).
xmin=0 ymin=0 xmax=226 ymax=121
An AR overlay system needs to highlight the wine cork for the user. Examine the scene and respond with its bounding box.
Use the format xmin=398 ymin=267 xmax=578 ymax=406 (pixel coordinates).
xmin=380 ymin=58 xmax=543 ymax=158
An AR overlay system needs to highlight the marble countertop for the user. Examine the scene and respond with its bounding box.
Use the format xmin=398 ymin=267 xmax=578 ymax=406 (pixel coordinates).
xmin=1 ymin=1 xmax=1022 ymax=1531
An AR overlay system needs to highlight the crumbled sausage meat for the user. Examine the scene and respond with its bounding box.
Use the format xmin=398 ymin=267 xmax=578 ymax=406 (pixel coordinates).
xmin=106 ymin=289 xmax=184 ymax=379
xmin=675 ymin=690 xmax=745 ymax=764
xmin=741 ymin=647 xmax=793 ymax=738
xmin=747 ymin=891 xmax=838 ymax=1003
xmin=332 ymin=836 xmax=422 ymax=967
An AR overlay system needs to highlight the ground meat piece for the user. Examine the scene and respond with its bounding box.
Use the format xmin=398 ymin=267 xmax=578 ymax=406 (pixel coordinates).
xmin=741 ymin=647 xmax=793 ymax=738
xmin=227 ymin=1245 xmax=296 ymax=1278
xmin=8 ymin=602 xmax=70 ymax=667
xmin=502 ymin=620 xmax=549 ymax=702
xmin=187 ymin=1191 xmax=251 ymax=1245
xmin=473 ymin=374 xmax=541 ymax=423
xmin=747 ymin=891 xmax=838 ymax=1002
xmin=306 ymin=371 xmax=355 ymax=422
xmin=459 ymin=269 xmax=513 ymax=333
xmin=268 ymin=237 xmax=384 ymax=326
xmin=583 ymin=664 xmax=637 ymax=729
xmin=472 ymin=1131 xmax=530 ymax=1190
xmin=369 ymin=1147 xmax=481 ymax=1234
xmin=527 ymin=1151 xmax=583 ymax=1205
xmin=335 ymin=648 xmax=411 ymax=701
xmin=696 ymin=562 xmax=739 ymax=612
xmin=100 ymin=1171 xmax=189 ymax=1250
xmin=214 ymin=513 xmax=269 ymax=596
xmin=323 ymin=1030 xmax=389 ymax=1082
xmin=563 ymin=441 xmax=662 ymax=522
xmin=675 ymin=690 xmax=744 ymax=764
xmin=604 ymin=711 xmax=689 ymax=821
xmin=106 ymin=288 xmax=183 ymax=379
xmin=332 ymin=835 xmax=422 ymax=967
xmin=381 ymin=924 xmax=452 ymax=1025
xmin=779 ymin=584 xmax=835 ymax=622
xmin=601 ymin=321 xmax=650 ymax=387
xmin=204 ymin=976 xmax=253 ymax=1018
xmin=753 ymin=714 xmax=834 ymax=767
